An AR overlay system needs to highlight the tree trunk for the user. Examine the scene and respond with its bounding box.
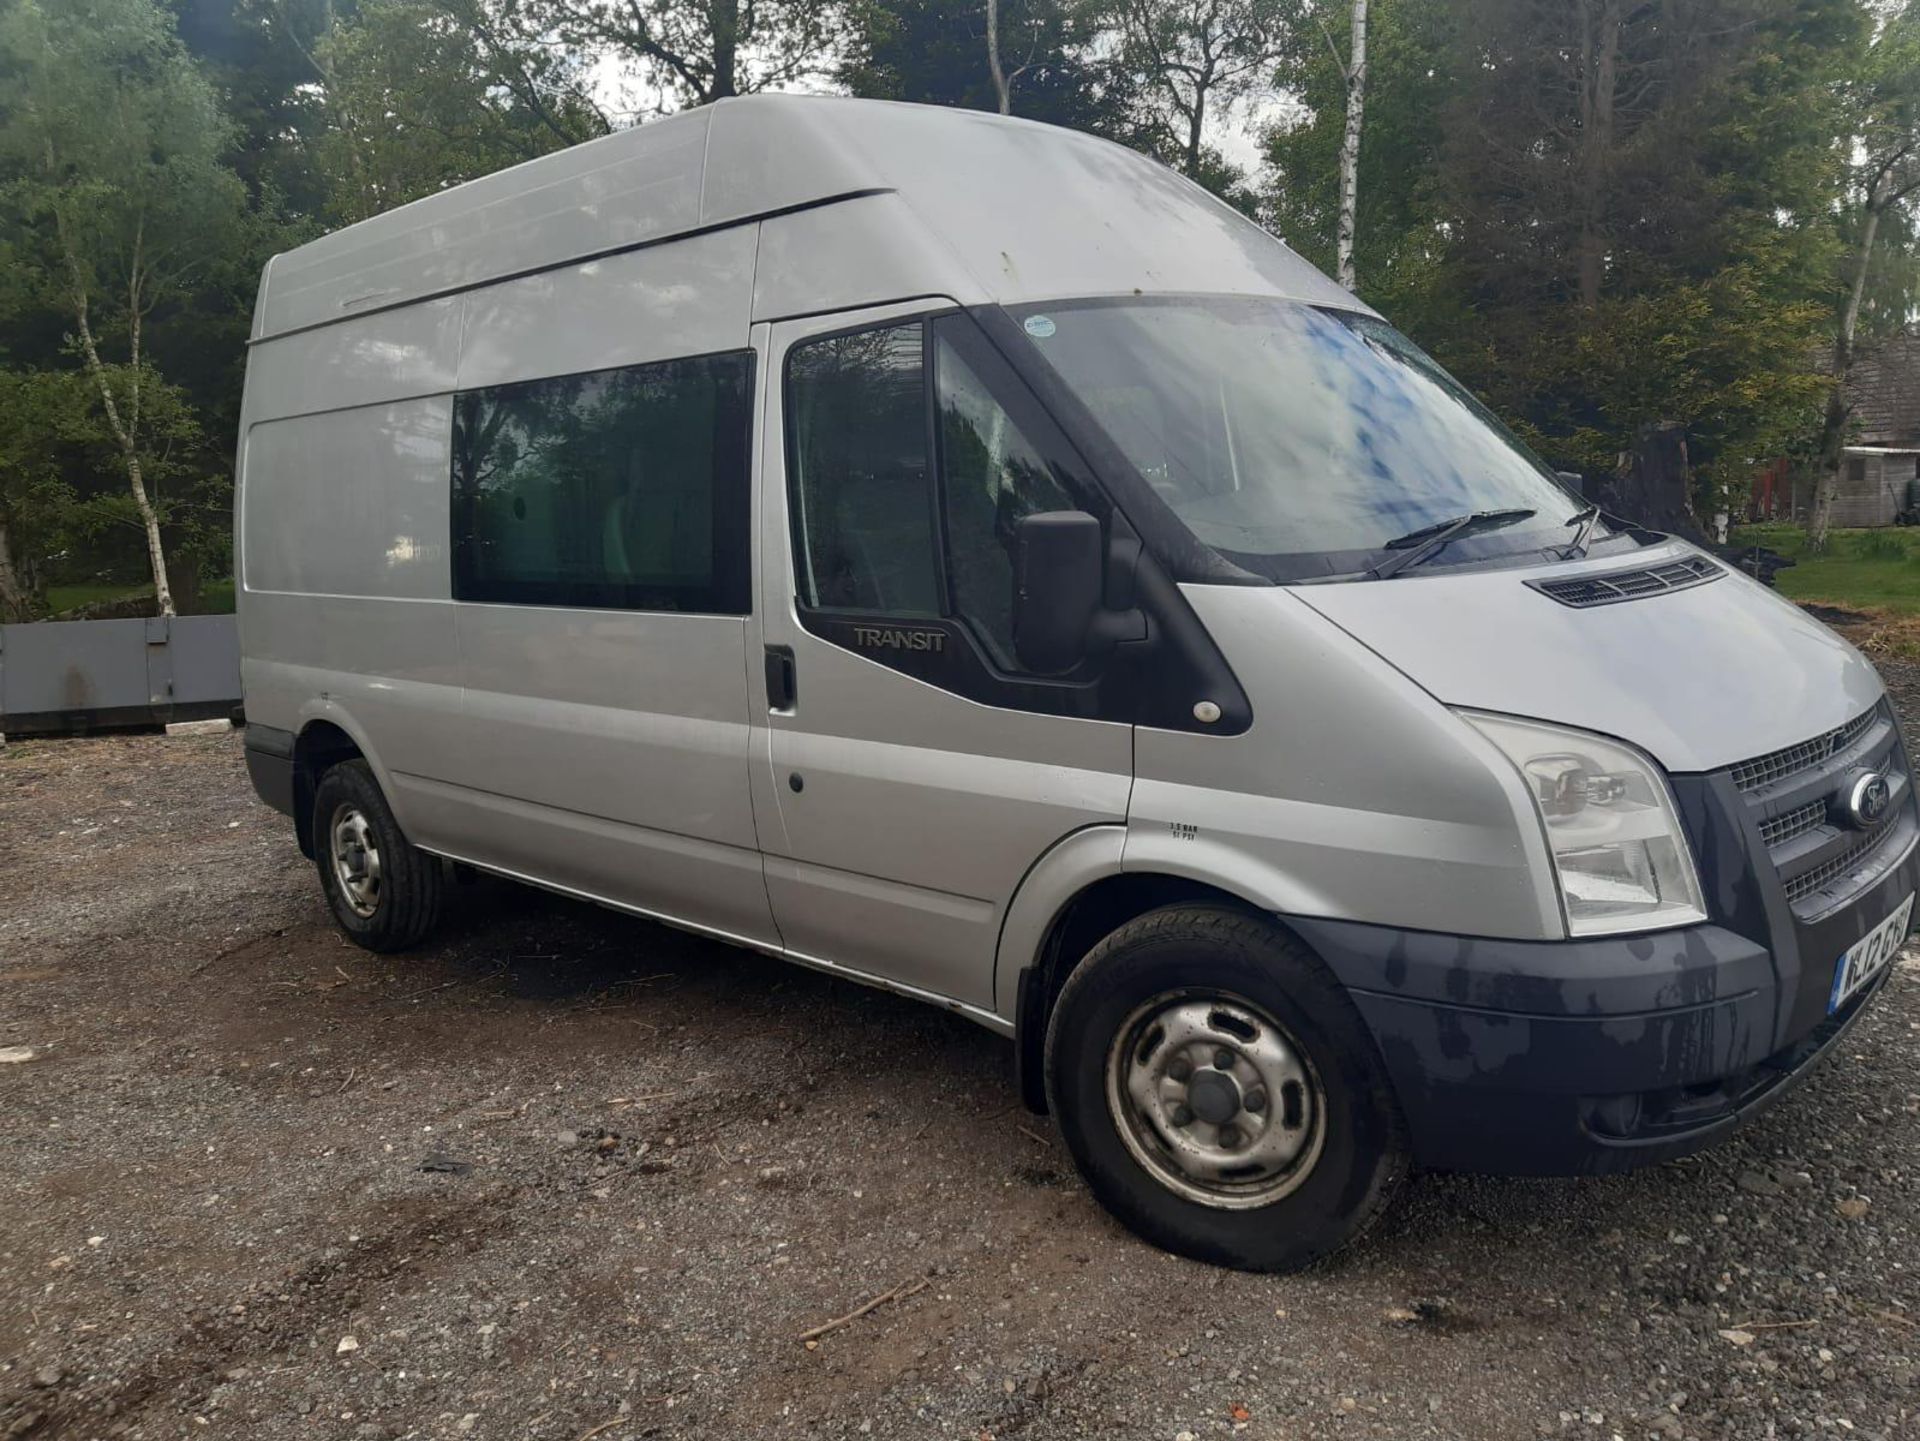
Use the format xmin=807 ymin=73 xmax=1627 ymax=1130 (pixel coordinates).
xmin=710 ymin=0 xmax=739 ymax=100
xmin=125 ymin=451 xmax=173 ymax=618
xmin=986 ymin=0 xmax=1012 ymax=114
xmin=0 ymin=514 xmax=31 ymax=622
xmin=1590 ymin=421 xmax=1700 ymax=539
xmin=1807 ymin=203 xmax=1882 ymax=554
xmin=1183 ymin=86 xmax=1206 ymax=180
xmin=1335 ymin=0 xmax=1368 ymax=291
xmin=1575 ymin=0 xmax=1621 ymax=310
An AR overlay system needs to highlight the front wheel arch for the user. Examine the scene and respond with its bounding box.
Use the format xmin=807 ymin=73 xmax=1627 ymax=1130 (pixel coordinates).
xmin=1042 ymin=902 xmax=1409 ymax=1270
xmin=1011 ymin=871 xmax=1273 ymax=1115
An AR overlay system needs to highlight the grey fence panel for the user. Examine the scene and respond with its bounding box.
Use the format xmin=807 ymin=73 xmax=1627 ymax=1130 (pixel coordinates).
xmin=165 ymin=615 xmax=243 ymax=707
xmin=0 ymin=614 xmax=241 ymax=737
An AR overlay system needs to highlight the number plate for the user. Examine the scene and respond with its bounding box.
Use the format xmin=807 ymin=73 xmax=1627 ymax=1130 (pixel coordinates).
xmin=1830 ymin=892 xmax=1914 ymax=1014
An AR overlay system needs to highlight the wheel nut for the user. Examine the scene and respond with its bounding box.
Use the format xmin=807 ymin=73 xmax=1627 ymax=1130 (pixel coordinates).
xmin=1170 ymin=1105 xmax=1194 ymax=1127
xmin=1167 ymin=1057 xmax=1192 ymax=1083
xmin=1243 ymin=1088 xmax=1268 ymax=1114
xmin=1214 ymin=1048 xmax=1236 ymax=1071
xmin=1219 ymin=1125 xmax=1241 ymax=1148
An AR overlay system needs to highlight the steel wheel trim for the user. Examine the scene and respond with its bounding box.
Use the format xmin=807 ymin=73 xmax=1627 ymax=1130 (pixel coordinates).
xmin=1104 ymin=989 xmax=1327 ymax=1210
xmin=328 ymin=803 xmax=383 ymax=918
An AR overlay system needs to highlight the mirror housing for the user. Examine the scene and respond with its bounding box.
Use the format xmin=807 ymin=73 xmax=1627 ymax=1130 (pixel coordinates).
xmin=1013 ymin=510 xmax=1107 ymax=674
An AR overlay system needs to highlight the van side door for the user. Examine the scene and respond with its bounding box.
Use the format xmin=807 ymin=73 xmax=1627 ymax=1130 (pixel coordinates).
xmin=428 ymin=333 xmax=780 ymax=950
xmin=751 ymin=304 xmax=1134 ymax=1011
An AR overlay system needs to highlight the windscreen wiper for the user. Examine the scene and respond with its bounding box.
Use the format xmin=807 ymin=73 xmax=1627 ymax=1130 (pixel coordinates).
xmin=1368 ymin=508 xmax=1537 ymax=580
xmin=1561 ymin=504 xmax=1602 ymax=560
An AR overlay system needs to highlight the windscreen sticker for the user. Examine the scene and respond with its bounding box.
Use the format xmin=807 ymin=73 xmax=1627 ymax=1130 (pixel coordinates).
xmin=1022 ymin=315 xmax=1056 ymax=338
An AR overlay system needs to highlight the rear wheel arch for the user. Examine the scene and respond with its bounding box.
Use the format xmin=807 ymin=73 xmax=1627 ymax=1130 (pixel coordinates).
xmin=290 ymin=719 xmax=365 ymax=858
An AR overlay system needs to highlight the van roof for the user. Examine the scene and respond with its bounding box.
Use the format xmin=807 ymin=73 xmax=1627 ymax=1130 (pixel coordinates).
xmin=252 ymin=94 xmax=1357 ymax=342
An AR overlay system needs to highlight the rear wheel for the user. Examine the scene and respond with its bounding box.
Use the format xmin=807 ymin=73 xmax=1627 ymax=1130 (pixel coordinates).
xmin=311 ymin=760 xmax=444 ymax=952
xmin=1044 ymin=904 xmax=1407 ymax=1271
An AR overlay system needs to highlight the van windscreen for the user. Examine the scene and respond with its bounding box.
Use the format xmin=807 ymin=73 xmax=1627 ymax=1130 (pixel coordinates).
xmin=1006 ymin=297 xmax=1591 ymax=582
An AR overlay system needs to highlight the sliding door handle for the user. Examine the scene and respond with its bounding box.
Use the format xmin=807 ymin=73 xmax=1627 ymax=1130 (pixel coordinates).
xmin=764 ymin=645 xmax=797 ymax=711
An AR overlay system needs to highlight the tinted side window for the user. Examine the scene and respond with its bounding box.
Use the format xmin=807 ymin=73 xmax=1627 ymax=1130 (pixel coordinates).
xmin=451 ymin=351 xmax=752 ymax=612
xmin=936 ymin=335 xmax=1072 ymax=668
xmin=786 ymin=318 xmax=1083 ymax=674
xmin=786 ymin=324 xmax=939 ymax=615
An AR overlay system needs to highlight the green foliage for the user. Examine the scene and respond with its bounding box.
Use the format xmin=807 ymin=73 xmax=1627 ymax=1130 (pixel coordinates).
xmin=1265 ymin=0 xmax=1456 ymax=314
xmin=1853 ymin=530 xmax=1909 ymax=562
xmin=0 ymin=0 xmax=1916 ymax=610
xmin=0 ymin=0 xmax=254 ymax=610
xmin=842 ymin=0 xmax=1137 ymax=138
xmin=1265 ymin=0 xmax=1870 ymax=514
xmin=312 ymin=0 xmax=607 ymax=225
xmin=0 ymin=367 xmax=88 ymax=615
xmin=0 ymin=0 xmax=251 ymax=323
xmin=1844 ymin=2 xmax=1920 ymax=340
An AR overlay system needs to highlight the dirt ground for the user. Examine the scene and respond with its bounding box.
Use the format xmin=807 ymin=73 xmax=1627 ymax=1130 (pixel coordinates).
xmin=3 ymin=677 xmax=1918 ymax=1441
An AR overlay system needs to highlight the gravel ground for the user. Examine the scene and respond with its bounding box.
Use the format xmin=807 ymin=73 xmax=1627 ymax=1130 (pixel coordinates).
xmin=2 ymin=671 xmax=1918 ymax=1441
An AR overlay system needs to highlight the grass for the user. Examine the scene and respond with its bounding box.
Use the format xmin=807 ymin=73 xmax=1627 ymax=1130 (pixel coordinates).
xmin=41 ymin=578 xmax=235 ymax=618
xmin=43 ymin=581 xmax=151 ymax=615
xmin=1730 ymin=523 xmax=1920 ymax=615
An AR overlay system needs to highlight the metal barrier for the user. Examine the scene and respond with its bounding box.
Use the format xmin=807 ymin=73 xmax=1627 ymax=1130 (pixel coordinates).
xmin=0 ymin=614 xmax=240 ymax=738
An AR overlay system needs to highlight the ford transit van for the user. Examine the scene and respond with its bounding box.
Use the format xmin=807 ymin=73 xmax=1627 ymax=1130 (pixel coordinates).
xmin=236 ymin=96 xmax=1915 ymax=1271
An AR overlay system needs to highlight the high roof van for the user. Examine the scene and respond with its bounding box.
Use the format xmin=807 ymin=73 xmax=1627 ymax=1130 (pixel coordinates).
xmin=237 ymin=96 xmax=1915 ymax=1271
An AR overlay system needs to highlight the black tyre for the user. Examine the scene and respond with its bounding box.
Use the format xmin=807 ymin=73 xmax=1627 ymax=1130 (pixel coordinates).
xmin=311 ymin=759 xmax=445 ymax=953
xmin=1044 ymin=904 xmax=1407 ymax=1272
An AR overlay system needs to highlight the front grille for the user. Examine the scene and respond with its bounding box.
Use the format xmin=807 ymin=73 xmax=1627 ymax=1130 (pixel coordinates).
xmin=1530 ymin=555 xmax=1722 ymax=609
xmin=1783 ymin=822 xmax=1904 ymax=907
xmin=1730 ymin=707 xmax=1877 ymax=795
xmin=1726 ymin=702 xmax=1914 ymax=920
xmin=1758 ymin=801 xmax=1827 ymax=849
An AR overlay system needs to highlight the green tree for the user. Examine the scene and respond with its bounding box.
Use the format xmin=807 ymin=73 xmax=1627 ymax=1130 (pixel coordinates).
xmin=843 ymin=0 xmax=1134 ymax=136
xmin=0 ymin=0 xmax=251 ymax=616
xmin=1266 ymin=0 xmax=1456 ymax=314
xmin=1098 ymin=0 xmax=1297 ymax=183
xmin=1271 ymin=0 xmax=1857 ymax=514
xmin=306 ymin=0 xmax=606 ymax=225
xmin=0 ymin=368 xmax=87 ymax=620
xmin=528 ymin=0 xmax=853 ymax=107
xmin=1807 ymin=3 xmax=1920 ymax=550
xmin=169 ymin=0 xmax=341 ymax=219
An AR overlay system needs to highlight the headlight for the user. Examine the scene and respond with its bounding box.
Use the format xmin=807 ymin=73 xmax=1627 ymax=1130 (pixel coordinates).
xmin=1460 ymin=712 xmax=1706 ymax=937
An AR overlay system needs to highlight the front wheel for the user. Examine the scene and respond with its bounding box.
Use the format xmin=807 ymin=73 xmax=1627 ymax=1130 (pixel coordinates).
xmin=311 ymin=759 xmax=445 ymax=953
xmin=1044 ymin=905 xmax=1407 ymax=1271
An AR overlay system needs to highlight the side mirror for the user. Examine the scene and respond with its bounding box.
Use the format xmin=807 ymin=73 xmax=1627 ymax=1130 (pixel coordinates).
xmin=1013 ymin=510 xmax=1105 ymax=674
xmin=1556 ymin=469 xmax=1586 ymax=496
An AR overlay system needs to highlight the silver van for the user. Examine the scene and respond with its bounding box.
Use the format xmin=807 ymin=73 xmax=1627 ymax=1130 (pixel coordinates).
xmin=236 ymin=96 xmax=1914 ymax=1271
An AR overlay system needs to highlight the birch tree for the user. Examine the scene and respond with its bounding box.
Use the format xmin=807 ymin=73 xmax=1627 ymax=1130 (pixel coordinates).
xmin=1807 ymin=4 xmax=1920 ymax=552
xmin=1314 ymin=0 xmax=1368 ymax=290
xmin=0 ymin=0 xmax=248 ymax=616
xmin=988 ymin=0 xmax=1013 ymax=113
